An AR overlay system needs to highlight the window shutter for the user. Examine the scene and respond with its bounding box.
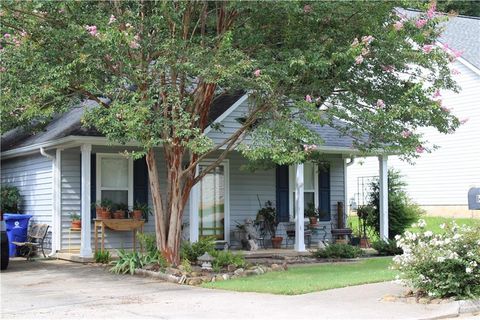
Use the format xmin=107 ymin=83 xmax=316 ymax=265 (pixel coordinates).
xmin=90 ymin=154 xmax=96 ymax=219
xmin=276 ymin=165 xmax=290 ymax=223
xmin=133 ymin=157 xmax=149 ymax=219
xmin=318 ymin=165 xmax=331 ymax=221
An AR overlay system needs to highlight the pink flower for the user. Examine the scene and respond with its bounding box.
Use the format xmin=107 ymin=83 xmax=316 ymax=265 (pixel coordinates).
xmin=20 ymin=30 xmax=27 ymax=37
xmin=401 ymin=130 xmax=412 ymax=138
xmin=85 ymin=25 xmax=98 ymax=37
xmin=433 ymin=89 xmax=441 ymax=99
xmin=351 ymin=38 xmax=359 ymax=47
xmin=451 ymin=48 xmax=463 ymax=58
xmin=108 ymin=15 xmax=116 ymax=25
xmin=422 ymin=44 xmax=434 ymax=54
xmin=451 ymin=68 xmax=461 ymax=75
xmin=129 ymin=35 xmax=141 ymax=49
xmin=361 ymin=48 xmax=369 ymax=56
xmin=303 ymin=144 xmax=317 ymax=152
xmin=376 ymin=99 xmax=385 ymax=108
xmin=440 ymin=106 xmax=451 ymax=113
xmin=253 ymin=69 xmax=261 ymax=77
xmin=427 ymin=3 xmax=436 ymax=19
xmin=0 ymin=66 xmax=6 ymax=72
xmin=3 ymin=33 xmax=11 ymax=39
xmin=416 ymin=145 xmax=425 ymax=153
xmin=460 ymin=118 xmax=469 ymax=125
xmin=361 ymin=35 xmax=374 ymax=45
xmin=305 ymin=95 xmax=312 ymax=103
xmin=381 ymin=65 xmax=395 ymax=73
xmin=355 ymin=55 xmax=364 ymax=64
xmin=415 ymin=19 xmax=427 ymax=28
xmin=393 ymin=21 xmax=404 ymax=31
xmin=58 ymin=8 xmax=65 ymax=14
xmin=303 ymin=5 xmax=312 ymax=13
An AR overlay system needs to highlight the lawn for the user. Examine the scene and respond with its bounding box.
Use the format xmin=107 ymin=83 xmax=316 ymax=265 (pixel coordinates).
xmin=202 ymin=257 xmax=395 ymax=295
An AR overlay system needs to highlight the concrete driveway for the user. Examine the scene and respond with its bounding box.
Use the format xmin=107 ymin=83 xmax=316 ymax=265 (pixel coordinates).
xmin=0 ymin=259 xmax=467 ymax=319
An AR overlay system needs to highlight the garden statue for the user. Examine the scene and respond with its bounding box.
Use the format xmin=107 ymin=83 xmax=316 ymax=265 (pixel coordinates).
xmin=243 ymin=219 xmax=260 ymax=251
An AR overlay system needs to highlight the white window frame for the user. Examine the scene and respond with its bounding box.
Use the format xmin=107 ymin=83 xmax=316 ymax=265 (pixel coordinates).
xmin=289 ymin=162 xmax=318 ymax=221
xmin=96 ymin=153 xmax=134 ymax=208
xmin=190 ymin=159 xmax=230 ymax=243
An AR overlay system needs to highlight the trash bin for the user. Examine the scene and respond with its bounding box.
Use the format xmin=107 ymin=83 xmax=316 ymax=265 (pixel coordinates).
xmin=4 ymin=214 xmax=32 ymax=257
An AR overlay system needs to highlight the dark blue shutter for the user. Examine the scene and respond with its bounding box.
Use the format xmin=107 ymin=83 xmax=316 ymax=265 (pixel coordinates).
xmin=90 ymin=154 xmax=96 ymax=219
xmin=133 ymin=157 xmax=149 ymax=220
xmin=318 ymin=165 xmax=330 ymax=221
xmin=276 ymin=165 xmax=290 ymax=222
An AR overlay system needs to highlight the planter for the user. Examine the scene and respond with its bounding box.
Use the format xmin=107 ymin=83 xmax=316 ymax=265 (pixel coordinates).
xmin=308 ymin=217 xmax=318 ymax=225
xmin=97 ymin=209 xmax=111 ymax=220
xmin=271 ymin=236 xmax=283 ymax=249
xmin=351 ymin=236 xmax=361 ymax=246
xmin=71 ymin=220 xmax=81 ymax=229
xmin=112 ymin=210 xmax=125 ymax=219
xmin=360 ymin=237 xmax=370 ymax=248
xmin=132 ymin=210 xmax=143 ymax=220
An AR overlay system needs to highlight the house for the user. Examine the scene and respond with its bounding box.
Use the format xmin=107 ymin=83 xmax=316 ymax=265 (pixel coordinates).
xmin=1 ymin=92 xmax=391 ymax=258
xmin=347 ymin=12 xmax=480 ymax=218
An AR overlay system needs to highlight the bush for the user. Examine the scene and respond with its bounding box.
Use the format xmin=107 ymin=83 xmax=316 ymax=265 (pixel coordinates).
xmin=94 ymin=250 xmax=111 ymax=264
xmin=212 ymin=250 xmax=245 ymax=271
xmin=366 ymin=169 xmax=424 ymax=240
xmin=393 ymin=220 xmax=480 ymax=299
xmin=313 ymin=244 xmax=363 ymax=259
xmin=180 ymin=237 xmax=216 ymax=262
xmin=372 ymin=240 xmax=403 ymax=256
xmin=1 ymin=185 xmax=21 ymax=212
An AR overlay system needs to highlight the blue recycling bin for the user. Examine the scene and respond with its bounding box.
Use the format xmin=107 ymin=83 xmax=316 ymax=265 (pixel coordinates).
xmin=4 ymin=214 xmax=32 ymax=257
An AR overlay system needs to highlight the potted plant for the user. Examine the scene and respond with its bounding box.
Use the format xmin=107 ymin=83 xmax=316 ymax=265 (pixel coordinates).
xmin=112 ymin=203 xmax=128 ymax=219
xmin=70 ymin=212 xmax=81 ymax=229
xmin=96 ymin=199 xmax=113 ymax=220
xmin=131 ymin=202 xmax=150 ymax=220
xmin=356 ymin=205 xmax=374 ymax=248
xmin=256 ymin=200 xmax=282 ymax=249
xmin=1 ymin=185 xmax=21 ymax=219
xmin=305 ymin=203 xmax=319 ymax=225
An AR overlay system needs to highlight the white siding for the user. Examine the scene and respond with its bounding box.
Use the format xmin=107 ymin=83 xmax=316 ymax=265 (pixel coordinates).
xmin=1 ymin=153 xmax=53 ymax=251
xmin=348 ymin=61 xmax=480 ymax=211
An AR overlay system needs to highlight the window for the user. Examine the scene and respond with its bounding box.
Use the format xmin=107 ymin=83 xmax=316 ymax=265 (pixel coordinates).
xmin=289 ymin=163 xmax=318 ymax=219
xmin=96 ymin=154 xmax=133 ymax=208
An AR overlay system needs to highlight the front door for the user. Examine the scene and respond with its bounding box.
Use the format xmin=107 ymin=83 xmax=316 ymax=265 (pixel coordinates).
xmin=198 ymin=163 xmax=229 ymax=241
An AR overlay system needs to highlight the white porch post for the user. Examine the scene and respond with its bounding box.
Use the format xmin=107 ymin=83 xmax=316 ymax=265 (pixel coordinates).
xmin=295 ymin=164 xmax=306 ymax=252
xmin=52 ymin=148 xmax=62 ymax=253
xmin=189 ymin=166 xmax=199 ymax=243
xmin=80 ymin=144 xmax=93 ymax=257
xmin=379 ymin=155 xmax=389 ymax=241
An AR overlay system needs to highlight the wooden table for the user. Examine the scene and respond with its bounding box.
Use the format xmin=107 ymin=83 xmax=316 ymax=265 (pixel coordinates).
xmin=94 ymin=219 xmax=145 ymax=253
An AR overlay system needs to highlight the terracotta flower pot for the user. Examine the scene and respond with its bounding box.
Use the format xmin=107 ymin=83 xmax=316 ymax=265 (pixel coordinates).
xmin=271 ymin=236 xmax=283 ymax=249
xmin=98 ymin=209 xmax=111 ymax=220
xmin=360 ymin=237 xmax=370 ymax=248
xmin=71 ymin=220 xmax=81 ymax=229
xmin=132 ymin=210 xmax=143 ymax=220
xmin=113 ymin=210 xmax=125 ymax=219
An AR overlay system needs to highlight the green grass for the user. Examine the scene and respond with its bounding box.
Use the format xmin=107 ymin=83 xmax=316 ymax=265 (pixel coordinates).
xmin=347 ymin=215 xmax=479 ymax=240
xmin=202 ymin=257 xmax=395 ymax=295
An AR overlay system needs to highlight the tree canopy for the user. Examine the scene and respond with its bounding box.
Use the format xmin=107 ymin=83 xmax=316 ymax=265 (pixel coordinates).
xmin=0 ymin=1 xmax=464 ymax=262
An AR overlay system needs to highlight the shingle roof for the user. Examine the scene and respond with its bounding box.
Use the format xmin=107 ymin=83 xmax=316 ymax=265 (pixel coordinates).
xmin=1 ymin=92 xmax=247 ymax=151
xmin=400 ymin=9 xmax=480 ymax=69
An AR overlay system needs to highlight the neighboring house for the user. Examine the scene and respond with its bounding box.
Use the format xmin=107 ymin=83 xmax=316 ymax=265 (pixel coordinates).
xmin=1 ymin=91 xmax=391 ymax=258
xmin=348 ymin=13 xmax=480 ymax=218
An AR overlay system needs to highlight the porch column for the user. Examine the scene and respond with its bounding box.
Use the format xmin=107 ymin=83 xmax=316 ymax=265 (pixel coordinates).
xmin=379 ymin=155 xmax=389 ymax=241
xmin=52 ymin=148 xmax=62 ymax=253
xmin=295 ymin=164 xmax=306 ymax=252
xmin=80 ymin=144 xmax=93 ymax=257
xmin=189 ymin=166 xmax=199 ymax=243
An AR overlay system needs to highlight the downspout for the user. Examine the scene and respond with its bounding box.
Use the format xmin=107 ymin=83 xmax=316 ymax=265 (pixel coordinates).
xmin=40 ymin=147 xmax=58 ymax=257
xmin=344 ymin=156 xmax=355 ymax=227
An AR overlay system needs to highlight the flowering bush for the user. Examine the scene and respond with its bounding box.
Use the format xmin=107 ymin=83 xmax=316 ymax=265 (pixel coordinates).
xmin=393 ymin=220 xmax=480 ymax=299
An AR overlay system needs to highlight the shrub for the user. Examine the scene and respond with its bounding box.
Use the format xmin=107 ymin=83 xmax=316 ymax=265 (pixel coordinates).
xmin=180 ymin=237 xmax=216 ymax=262
xmin=1 ymin=185 xmax=21 ymax=213
xmin=212 ymin=250 xmax=245 ymax=271
xmin=94 ymin=250 xmax=111 ymax=264
xmin=366 ymin=169 xmax=424 ymax=240
xmin=372 ymin=240 xmax=403 ymax=256
xmin=393 ymin=220 xmax=480 ymax=299
xmin=313 ymin=244 xmax=363 ymax=259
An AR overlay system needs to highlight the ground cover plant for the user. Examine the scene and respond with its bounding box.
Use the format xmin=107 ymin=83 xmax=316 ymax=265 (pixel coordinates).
xmin=393 ymin=220 xmax=480 ymax=299
xmin=313 ymin=243 xmax=363 ymax=259
xmin=203 ymin=257 xmax=395 ymax=295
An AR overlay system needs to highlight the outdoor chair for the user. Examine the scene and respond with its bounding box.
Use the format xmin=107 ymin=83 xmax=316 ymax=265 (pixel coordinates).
xmin=285 ymin=222 xmax=312 ymax=248
xmin=12 ymin=223 xmax=49 ymax=260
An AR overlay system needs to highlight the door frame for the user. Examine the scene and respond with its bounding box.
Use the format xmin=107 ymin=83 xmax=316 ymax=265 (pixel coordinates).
xmin=189 ymin=159 xmax=230 ymax=243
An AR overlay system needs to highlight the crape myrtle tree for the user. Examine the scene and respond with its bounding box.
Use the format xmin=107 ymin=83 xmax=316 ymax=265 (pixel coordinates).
xmin=0 ymin=1 xmax=463 ymax=264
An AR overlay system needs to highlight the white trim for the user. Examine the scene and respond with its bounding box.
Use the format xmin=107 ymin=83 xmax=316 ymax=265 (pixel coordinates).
xmin=53 ymin=148 xmax=62 ymax=252
xmin=80 ymin=144 xmax=93 ymax=257
xmin=435 ymin=41 xmax=480 ymax=76
xmin=379 ymin=155 xmax=389 ymax=241
xmin=95 ymin=153 xmax=134 ymax=208
xmin=194 ymin=159 xmax=230 ymax=243
xmin=204 ymin=94 xmax=249 ymax=134
xmin=294 ymin=164 xmax=306 ymax=252
xmin=189 ymin=165 xmax=200 ymax=243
